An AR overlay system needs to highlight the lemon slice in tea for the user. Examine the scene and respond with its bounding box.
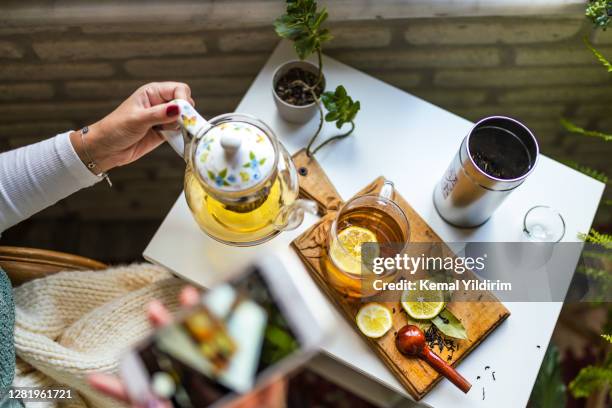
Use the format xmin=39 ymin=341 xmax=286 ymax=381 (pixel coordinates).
xmin=329 ymin=226 xmax=379 ymax=275
xmin=401 ymin=288 xmax=445 ymax=320
xmin=356 ymin=303 xmax=393 ymax=338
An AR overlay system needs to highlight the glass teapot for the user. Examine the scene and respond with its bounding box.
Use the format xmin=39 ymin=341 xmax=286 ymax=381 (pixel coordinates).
xmin=160 ymin=99 xmax=317 ymax=246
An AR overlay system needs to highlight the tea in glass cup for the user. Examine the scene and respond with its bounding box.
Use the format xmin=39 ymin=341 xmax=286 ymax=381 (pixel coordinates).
xmin=323 ymin=180 xmax=410 ymax=299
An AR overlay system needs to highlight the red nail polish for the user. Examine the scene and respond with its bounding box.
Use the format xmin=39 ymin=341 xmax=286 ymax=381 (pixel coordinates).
xmin=166 ymin=105 xmax=179 ymax=117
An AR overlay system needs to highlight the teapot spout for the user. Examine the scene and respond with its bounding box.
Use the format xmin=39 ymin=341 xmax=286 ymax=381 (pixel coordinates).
xmin=274 ymin=199 xmax=318 ymax=232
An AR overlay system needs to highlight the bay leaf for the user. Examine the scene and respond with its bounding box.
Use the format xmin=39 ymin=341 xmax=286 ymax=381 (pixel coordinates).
xmin=431 ymin=309 xmax=468 ymax=340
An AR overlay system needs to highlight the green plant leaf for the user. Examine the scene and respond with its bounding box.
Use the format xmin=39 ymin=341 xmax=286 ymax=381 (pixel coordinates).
xmin=275 ymin=0 xmax=329 ymax=60
xmin=294 ymin=35 xmax=317 ymax=60
xmin=259 ymin=158 xmax=266 ymax=165
xmin=602 ymin=333 xmax=612 ymax=343
xmin=586 ymin=0 xmax=612 ymax=30
xmin=322 ymin=85 xmax=361 ymax=128
xmin=219 ymin=168 xmax=227 ymax=178
xmin=569 ymin=365 xmax=612 ymax=399
xmin=584 ymin=36 xmax=612 ymax=72
xmin=207 ymin=170 xmax=215 ymax=180
xmin=529 ymin=344 xmax=567 ymax=408
xmin=561 ymin=118 xmax=612 ymax=142
xmin=431 ymin=309 xmax=467 ymax=340
xmin=579 ymin=229 xmax=612 ymax=248
xmin=249 ymin=151 xmax=255 ymax=160
xmin=273 ymin=15 xmax=304 ymax=40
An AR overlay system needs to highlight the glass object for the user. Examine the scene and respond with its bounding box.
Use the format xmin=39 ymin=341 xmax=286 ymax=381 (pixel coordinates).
xmin=323 ymin=180 xmax=410 ymax=299
xmin=160 ymin=99 xmax=317 ymax=246
xmin=523 ymin=205 xmax=565 ymax=242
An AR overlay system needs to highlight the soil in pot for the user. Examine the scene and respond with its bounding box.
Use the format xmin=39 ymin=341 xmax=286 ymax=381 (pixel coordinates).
xmin=469 ymin=126 xmax=533 ymax=179
xmin=275 ymin=67 xmax=324 ymax=106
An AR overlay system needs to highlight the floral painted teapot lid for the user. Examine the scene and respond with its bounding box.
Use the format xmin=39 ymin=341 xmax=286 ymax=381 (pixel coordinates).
xmin=193 ymin=120 xmax=276 ymax=192
xmin=167 ymin=99 xmax=277 ymax=193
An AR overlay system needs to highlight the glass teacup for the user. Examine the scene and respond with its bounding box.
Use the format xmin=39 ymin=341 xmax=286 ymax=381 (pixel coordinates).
xmin=323 ymin=180 xmax=411 ymax=299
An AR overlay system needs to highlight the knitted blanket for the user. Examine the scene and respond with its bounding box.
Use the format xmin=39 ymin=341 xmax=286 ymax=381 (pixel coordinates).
xmin=13 ymin=264 xmax=184 ymax=408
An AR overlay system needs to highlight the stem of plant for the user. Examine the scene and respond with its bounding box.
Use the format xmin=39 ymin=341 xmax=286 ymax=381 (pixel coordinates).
xmin=314 ymin=48 xmax=324 ymax=88
xmin=305 ymin=88 xmax=325 ymax=157
xmin=310 ymin=121 xmax=356 ymax=156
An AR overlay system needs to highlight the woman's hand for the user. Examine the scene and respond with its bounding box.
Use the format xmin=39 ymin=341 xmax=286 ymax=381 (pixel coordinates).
xmin=87 ymin=286 xmax=287 ymax=408
xmin=70 ymin=82 xmax=194 ymax=174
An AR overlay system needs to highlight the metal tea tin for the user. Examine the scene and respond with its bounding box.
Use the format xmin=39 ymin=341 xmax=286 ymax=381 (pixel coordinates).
xmin=433 ymin=116 xmax=539 ymax=227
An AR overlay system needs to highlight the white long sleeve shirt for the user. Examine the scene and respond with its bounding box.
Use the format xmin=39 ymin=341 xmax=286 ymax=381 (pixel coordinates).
xmin=0 ymin=131 xmax=101 ymax=233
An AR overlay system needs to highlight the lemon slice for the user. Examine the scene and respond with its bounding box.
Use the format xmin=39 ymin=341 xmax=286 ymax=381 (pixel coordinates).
xmin=356 ymin=303 xmax=393 ymax=338
xmin=401 ymin=288 xmax=445 ymax=320
xmin=329 ymin=226 xmax=379 ymax=275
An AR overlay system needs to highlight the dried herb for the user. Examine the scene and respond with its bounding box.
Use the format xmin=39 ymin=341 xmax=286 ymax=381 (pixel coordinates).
xmin=424 ymin=324 xmax=458 ymax=356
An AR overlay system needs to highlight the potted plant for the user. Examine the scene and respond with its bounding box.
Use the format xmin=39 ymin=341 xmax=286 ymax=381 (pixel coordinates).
xmin=273 ymin=0 xmax=360 ymax=156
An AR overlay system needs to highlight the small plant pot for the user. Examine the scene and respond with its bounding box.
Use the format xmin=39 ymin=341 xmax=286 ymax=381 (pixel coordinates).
xmin=272 ymin=60 xmax=325 ymax=124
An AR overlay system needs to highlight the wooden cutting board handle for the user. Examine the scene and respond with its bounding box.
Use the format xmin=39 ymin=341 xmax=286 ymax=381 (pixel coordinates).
xmin=292 ymin=149 xmax=343 ymax=215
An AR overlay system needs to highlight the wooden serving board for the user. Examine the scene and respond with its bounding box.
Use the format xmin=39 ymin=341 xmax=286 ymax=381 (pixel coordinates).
xmin=290 ymin=149 xmax=510 ymax=400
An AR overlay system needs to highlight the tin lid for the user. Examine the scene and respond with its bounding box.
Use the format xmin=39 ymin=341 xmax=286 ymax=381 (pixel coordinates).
xmin=194 ymin=121 xmax=276 ymax=192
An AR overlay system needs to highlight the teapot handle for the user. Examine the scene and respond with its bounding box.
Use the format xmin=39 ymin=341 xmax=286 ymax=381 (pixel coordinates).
xmin=158 ymin=98 xmax=212 ymax=160
xmin=274 ymin=199 xmax=318 ymax=232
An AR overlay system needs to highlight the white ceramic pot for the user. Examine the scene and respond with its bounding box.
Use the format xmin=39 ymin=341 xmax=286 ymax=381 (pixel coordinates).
xmin=272 ymin=60 xmax=325 ymax=124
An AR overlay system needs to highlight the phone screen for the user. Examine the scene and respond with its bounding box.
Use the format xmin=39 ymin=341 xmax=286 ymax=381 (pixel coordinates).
xmin=133 ymin=267 xmax=300 ymax=407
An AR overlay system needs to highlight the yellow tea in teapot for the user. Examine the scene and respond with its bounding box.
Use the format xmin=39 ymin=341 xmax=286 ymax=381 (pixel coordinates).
xmin=184 ymin=163 xmax=298 ymax=246
xmin=162 ymin=103 xmax=315 ymax=246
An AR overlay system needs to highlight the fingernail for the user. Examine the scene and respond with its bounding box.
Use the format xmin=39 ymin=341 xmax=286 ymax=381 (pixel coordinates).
xmin=166 ymin=105 xmax=179 ymax=117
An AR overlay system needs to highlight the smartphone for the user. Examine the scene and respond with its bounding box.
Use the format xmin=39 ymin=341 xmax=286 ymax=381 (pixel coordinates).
xmin=120 ymin=255 xmax=328 ymax=408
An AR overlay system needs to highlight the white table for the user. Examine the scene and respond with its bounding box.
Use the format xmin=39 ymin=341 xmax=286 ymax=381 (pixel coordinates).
xmin=144 ymin=41 xmax=604 ymax=407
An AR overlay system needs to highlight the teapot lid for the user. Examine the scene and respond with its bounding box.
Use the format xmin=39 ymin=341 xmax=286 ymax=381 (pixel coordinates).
xmin=194 ymin=120 xmax=276 ymax=192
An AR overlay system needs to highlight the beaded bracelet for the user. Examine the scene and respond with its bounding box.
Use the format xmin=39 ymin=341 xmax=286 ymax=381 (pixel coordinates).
xmin=80 ymin=126 xmax=112 ymax=187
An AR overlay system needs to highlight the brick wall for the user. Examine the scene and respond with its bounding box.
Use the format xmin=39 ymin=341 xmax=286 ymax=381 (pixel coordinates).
xmin=1 ymin=9 xmax=610 ymax=259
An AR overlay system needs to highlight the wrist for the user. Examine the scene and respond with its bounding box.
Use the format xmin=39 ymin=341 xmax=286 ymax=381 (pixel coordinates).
xmin=69 ymin=123 xmax=116 ymax=174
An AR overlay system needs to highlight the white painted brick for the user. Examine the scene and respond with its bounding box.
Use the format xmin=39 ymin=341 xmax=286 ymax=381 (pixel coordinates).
xmin=404 ymin=18 xmax=583 ymax=45
xmin=370 ymin=72 xmax=422 ymax=89
xmin=515 ymin=45 xmax=612 ymax=66
xmin=330 ymin=47 xmax=501 ymax=69
xmin=0 ymin=83 xmax=54 ymax=101
xmin=0 ymin=121 xmax=76 ymax=140
xmin=575 ymin=104 xmax=612 ymax=118
xmin=124 ymin=55 xmax=267 ymax=77
xmin=64 ymin=77 xmax=253 ymax=99
xmin=0 ymin=101 xmax=120 ymax=122
xmin=411 ymin=89 xmax=488 ymax=107
xmin=0 ymin=63 xmax=113 ymax=80
xmin=595 ymin=117 xmax=612 ymax=131
xmin=327 ymin=26 xmax=392 ymax=49
xmin=0 ymin=25 xmax=68 ymax=35
xmin=81 ymin=24 xmax=209 ymax=34
xmin=0 ymin=41 xmax=24 ymax=58
xmin=499 ymin=86 xmax=612 ymax=104
xmin=434 ymin=67 xmax=609 ymax=87
xmin=218 ymin=30 xmax=279 ymax=52
xmin=33 ymin=37 xmax=207 ymax=60
xmin=189 ymin=95 xmax=242 ymax=115
xmin=592 ymin=29 xmax=612 ymax=45
xmin=451 ymin=104 xmax=566 ymax=120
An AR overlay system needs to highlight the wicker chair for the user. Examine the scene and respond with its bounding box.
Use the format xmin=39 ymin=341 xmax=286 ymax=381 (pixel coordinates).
xmin=0 ymin=246 xmax=107 ymax=286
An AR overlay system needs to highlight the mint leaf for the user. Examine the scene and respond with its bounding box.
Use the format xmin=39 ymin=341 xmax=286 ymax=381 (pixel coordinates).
xmin=431 ymin=309 xmax=467 ymax=340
